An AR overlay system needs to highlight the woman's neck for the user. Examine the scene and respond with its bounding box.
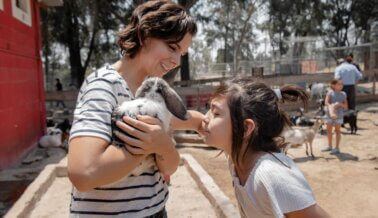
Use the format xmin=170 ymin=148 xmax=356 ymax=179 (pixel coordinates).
xmin=112 ymin=55 xmax=147 ymax=95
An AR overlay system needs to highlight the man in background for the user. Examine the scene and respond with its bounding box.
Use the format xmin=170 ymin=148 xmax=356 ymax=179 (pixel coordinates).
xmin=334 ymin=57 xmax=363 ymax=110
xmin=55 ymin=78 xmax=66 ymax=108
xmin=346 ymin=53 xmax=362 ymax=73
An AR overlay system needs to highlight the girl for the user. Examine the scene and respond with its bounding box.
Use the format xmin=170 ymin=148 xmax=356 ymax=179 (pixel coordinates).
xmin=322 ymin=79 xmax=348 ymax=155
xmin=201 ymin=79 xmax=330 ymax=218
xmin=67 ymin=1 xmax=202 ymax=217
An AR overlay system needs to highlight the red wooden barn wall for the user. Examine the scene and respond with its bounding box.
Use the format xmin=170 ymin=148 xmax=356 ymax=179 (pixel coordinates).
xmin=0 ymin=0 xmax=46 ymax=168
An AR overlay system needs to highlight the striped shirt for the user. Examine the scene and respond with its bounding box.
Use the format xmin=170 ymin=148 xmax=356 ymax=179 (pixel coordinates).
xmin=69 ymin=64 xmax=168 ymax=217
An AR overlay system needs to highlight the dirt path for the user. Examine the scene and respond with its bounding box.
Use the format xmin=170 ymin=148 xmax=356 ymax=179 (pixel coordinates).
xmin=179 ymin=102 xmax=378 ymax=218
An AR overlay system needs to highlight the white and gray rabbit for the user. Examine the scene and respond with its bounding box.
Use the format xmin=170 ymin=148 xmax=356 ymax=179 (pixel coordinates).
xmin=111 ymin=77 xmax=188 ymax=176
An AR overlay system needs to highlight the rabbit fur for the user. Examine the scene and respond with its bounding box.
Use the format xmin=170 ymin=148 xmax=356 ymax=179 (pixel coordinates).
xmin=111 ymin=77 xmax=188 ymax=176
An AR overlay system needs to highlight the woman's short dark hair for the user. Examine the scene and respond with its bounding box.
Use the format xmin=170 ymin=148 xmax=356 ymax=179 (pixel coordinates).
xmin=117 ymin=0 xmax=197 ymax=58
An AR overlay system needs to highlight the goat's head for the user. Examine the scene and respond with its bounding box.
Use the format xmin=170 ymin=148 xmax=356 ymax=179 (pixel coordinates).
xmin=313 ymin=118 xmax=324 ymax=130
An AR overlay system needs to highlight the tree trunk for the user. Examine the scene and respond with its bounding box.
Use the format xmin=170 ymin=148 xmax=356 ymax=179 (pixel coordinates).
xmin=233 ymin=5 xmax=255 ymax=74
xmin=41 ymin=11 xmax=50 ymax=86
xmin=178 ymin=0 xmax=197 ymax=82
xmin=64 ymin=0 xmax=84 ymax=87
xmin=180 ymin=54 xmax=190 ymax=81
xmin=83 ymin=0 xmax=99 ymax=76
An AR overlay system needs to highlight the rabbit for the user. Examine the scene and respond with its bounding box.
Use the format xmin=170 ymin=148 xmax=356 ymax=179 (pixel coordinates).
xmin=111 ymin=77 xmax=188 ymax=176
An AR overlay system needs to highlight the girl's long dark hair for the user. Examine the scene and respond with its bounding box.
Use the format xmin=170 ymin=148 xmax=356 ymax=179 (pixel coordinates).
xmin=212 ymin=79 xmax=309 ymax=168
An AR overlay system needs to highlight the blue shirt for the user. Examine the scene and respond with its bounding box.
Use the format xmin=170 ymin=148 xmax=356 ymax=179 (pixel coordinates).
xmin=334 ymin=62 xmax=362 ymax=85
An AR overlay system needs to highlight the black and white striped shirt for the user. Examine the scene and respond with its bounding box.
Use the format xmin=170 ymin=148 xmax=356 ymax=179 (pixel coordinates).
xmin=69 ymin=65 xmax=168 ymax=217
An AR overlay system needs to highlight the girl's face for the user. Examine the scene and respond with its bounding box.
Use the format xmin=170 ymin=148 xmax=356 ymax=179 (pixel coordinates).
xmin=333 ymin=81 xmax=343 ymax=92
xmin=202 ymin=96 xmax=233 ymax=154
xmin=140 ymin=33 xmax=192 ymax=77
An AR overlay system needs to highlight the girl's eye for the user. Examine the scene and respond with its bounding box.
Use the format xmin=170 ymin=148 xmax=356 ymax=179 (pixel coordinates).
xmin=168 ymin=44 xmax=177 ymax=51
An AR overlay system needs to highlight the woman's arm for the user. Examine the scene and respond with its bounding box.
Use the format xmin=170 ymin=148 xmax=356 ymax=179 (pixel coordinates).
xmin=67 ymin=137 xmax=146 ymax=192
xmin=285 ymin=204 xmax=331 ymax=218
xmin=171 ymin=110 xmax=205 ymax=133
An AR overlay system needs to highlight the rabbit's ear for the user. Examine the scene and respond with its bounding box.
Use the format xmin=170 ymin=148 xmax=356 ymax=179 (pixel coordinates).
xmin=159 ymin=80 xmax=188 ymax=120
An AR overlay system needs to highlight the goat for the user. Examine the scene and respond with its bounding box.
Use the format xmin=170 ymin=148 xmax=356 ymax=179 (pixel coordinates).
xmin=309 ymin=83 xmax=327 ymax=100
xmin=282 ymin=119 xmax=323 ymax=159
xmin=290 ymin=108 xmax=314 ymax=127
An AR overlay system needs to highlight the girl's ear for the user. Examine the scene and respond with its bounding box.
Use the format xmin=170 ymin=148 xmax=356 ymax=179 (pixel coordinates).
xmin=243 ymin=119 xmax=255 ymax=138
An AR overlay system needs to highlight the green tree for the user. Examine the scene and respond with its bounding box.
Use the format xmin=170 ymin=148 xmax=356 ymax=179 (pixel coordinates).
xmin=41 ymin=0 xmax=134 ymax=87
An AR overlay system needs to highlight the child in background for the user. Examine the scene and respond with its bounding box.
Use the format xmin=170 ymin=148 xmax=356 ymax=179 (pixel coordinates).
xmin=322 ymin=79 xmax=348 ymax=155
xmin=200 ymin=79 xmax=330 ymax=218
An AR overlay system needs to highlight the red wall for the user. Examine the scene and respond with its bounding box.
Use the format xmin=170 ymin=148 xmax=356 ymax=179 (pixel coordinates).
xmin=0 ymin=0 xmax=46 ymax=168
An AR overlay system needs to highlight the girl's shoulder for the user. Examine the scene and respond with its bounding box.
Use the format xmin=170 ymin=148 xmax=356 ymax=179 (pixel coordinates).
xmin=251 ymin=153 xmax=306 ymax=187
xmin=326 ymin=89 xmax=334 ymax=96
xmin=248 ymin=153 xmax=316 ymax=215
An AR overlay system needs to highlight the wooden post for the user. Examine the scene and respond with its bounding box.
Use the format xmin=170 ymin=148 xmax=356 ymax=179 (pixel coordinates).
xmin=370 ymin=21 xmax=378 ymax=95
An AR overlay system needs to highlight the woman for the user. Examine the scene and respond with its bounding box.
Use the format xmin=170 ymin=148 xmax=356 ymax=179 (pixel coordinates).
xmin=67 ymin=1 xmax=202 ymax=217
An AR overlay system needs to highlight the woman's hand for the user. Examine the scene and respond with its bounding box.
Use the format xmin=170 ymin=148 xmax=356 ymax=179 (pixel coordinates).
xmin=115 ymin=115 xmax=180 ymax=175
xmin=114 ymin=115 xmax=175 ymax=156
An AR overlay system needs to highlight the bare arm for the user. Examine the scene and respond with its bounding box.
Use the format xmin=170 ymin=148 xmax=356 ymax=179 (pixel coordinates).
xmin=155 ymin=145 xmax=180 ymax=176
xmin=67 ymin=137 xmax=146 ymax=192
xmin=324 ymin=95 xmax=331 ymax=106
xmin=286 ymin=204 xmax=331 ymax=218
xmin=342 ymin=98 xmax=348 ymax=110
xmin=171 ymin=110 xmax=205 ymax=133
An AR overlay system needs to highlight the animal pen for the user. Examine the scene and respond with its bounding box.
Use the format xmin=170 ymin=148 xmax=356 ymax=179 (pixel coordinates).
xmin=177 ymin=38 xmax=378 ymax=112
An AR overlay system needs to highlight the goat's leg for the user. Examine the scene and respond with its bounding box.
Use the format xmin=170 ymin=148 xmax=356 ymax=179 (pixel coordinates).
xmin=310 ymin=142 xmax=315 ymax=159
xmin=305 ymin=143 xmax=309 ymax=156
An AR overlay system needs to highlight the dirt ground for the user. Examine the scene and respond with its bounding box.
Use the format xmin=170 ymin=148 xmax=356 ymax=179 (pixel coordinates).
xmin=178 ymin=102 xmax=378 ymax=218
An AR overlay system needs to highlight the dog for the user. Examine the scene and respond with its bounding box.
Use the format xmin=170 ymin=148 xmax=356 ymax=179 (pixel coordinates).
xmin=343 ymin=110 xmax=358 ymax=134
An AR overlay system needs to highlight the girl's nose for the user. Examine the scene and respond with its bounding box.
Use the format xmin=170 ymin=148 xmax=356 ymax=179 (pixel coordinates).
xmin=203 ymin=111 xmax=210 ymax=123
xmin=203 ymin=117 xmax=209 ymax=124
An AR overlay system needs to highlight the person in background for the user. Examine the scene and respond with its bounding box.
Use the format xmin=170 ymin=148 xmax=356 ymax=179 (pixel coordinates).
xmin=345 ymin=53 xmax=361 ymax=73
xmin=334 ymin=56 xmax=362 ymax=110
xmin=322 ymin=79 xmax=348 ymax=155
xmin=55 ymin=78 xmax=66 ymax=108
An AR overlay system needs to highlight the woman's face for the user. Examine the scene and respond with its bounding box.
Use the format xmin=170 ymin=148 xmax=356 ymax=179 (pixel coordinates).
xmin=140 ymin=33 xmax=193 ymax=77
xmin=202 ymin=96 xmax=233 ymax=154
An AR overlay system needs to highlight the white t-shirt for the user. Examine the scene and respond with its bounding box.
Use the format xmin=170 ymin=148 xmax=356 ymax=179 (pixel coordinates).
xmin=228 ymin=152 xmax=316 ymax=218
